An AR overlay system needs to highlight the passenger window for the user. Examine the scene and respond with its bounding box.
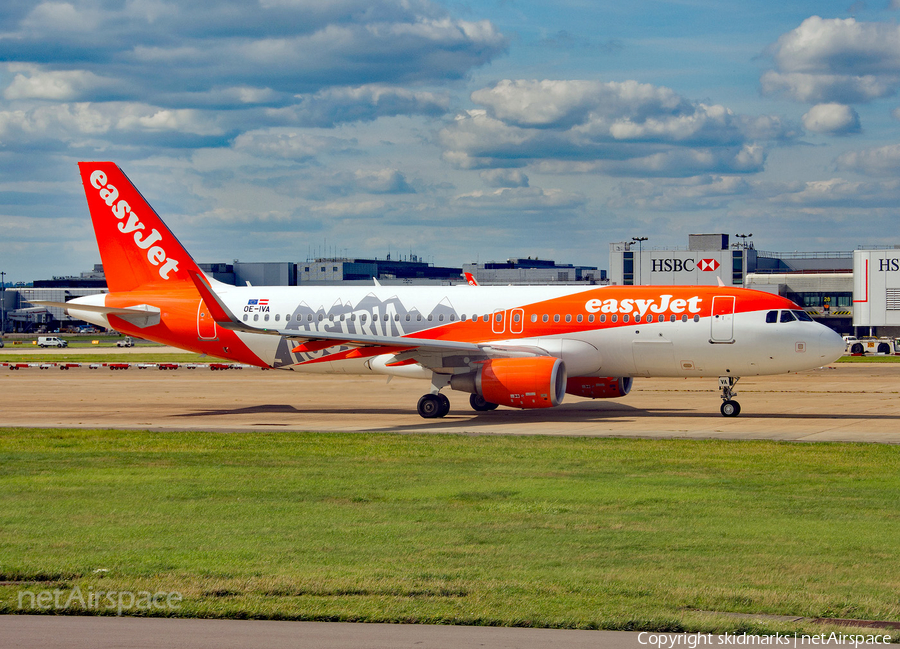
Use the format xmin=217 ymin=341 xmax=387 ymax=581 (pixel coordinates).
xmin=577 ymin=314 xmax=583 ymax=323
xmin=589 ymin=314 xmax=595 ymax=323
xmin=406 ymin=315 xmax=411 ymax=321
xmin=494 ymin=313 xmax=501 ymax=322
xmin=612 ymin=315 xmax=618 ymax=323
xmin=275 ymin=314 xmax=280 ymax=321
xmin=242 ymin=314 xmax=248 ymax=322
xmin=340 ymin=314 xmax=345 ymax=321
xmin=253 ymin=314 xmax=259 ymax=321
xmin=565 ymin=314 xmax=571 ymax=323
xmin=317 ymin=314 xmax=324 ymax=321
xmin=542 ymin=315 xmax=549 ymax=323
xmin=693 ymin=315 xmax=700 ymax=322
xmin=438 ymin=315 xmax=444 ymax=322
xmin=780 ymin=310 xmax=796 ymax=323
xmin=669 ymin=315 xmax=676 ymax=322
xmin=658 ymin=315 xmax=664 ymax=323
xmin=623 ymin=314 xmax=630 ymax=323
xmin=794 ymin=310 xmax=813 ymax=322
xmin=483 ymin=315 xmax=489 ymax=322
xmin=531 ymin=314 xmax=537 ymax=323
xmin=766 ymin=310 xmax=777 ymax=324
xmin=681 ymin=315 xmax=688 ymax=322
xmin=418 ymin=315 xmax=423 ymax=321
xmin=361 ymin=315 xmax=367 ymax=323
xmin=428 ymin=315 xmax=433 ymax=321
xmin=513 ymin=313 xmax=520 ymax=323
xmin=450 ymin=314 xmax=456 ymax=321
xmin=553 ymin=314 xmax=560 ymax=323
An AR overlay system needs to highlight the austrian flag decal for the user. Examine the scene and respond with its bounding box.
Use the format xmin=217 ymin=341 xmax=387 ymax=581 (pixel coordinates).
xmin=699 ymin=259 xmax=720 ymax=271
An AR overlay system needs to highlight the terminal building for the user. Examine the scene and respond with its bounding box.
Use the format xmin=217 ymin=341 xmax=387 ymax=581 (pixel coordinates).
xmin=463 ymin=258 xmax=603 ymax=285
xmin=608 ymin=234 xmax=898 ymax=336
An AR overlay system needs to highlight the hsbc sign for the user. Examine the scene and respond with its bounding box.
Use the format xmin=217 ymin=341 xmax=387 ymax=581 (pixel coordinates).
xmin=651 ymin=258 xmax=721 ymax=272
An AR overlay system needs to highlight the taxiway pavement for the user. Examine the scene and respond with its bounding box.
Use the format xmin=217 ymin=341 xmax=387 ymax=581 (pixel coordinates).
xmin=1 ymin=354 xmax=897 ymax=442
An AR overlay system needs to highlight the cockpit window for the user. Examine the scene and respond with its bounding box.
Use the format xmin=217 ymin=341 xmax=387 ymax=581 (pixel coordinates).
xmin=780 ymin=310 xmax=797 ymax=323
xmin=793 ymin=310 xmax=813 ymax=322
xmin=766 ymin=310 xmax=777 ymax=324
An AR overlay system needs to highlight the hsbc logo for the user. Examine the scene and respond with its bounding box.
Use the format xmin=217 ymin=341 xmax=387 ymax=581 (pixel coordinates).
xmin=651 ymin=258 xmax=722 ymax=273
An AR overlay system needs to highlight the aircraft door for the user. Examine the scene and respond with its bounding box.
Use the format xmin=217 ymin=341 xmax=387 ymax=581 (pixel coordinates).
xmin=710 ymin=296 xmax=735 ymax=342
xmin=197 ymin=300 xmax=218 ymax=340
xmin=491 ymin=309 xmax=506 ymax=335
xmin=510 ymin=308 xmax=524 ymax=334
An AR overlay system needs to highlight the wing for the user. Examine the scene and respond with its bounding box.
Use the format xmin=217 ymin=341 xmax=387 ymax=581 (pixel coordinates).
xmin=188 ymin=271 xmax=547 ymax=370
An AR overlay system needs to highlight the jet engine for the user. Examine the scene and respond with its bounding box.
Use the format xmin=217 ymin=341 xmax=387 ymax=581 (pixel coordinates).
xmin=565 ymin=376 xmax=633 ymax=399
xmin=450 ymin=356 xmax=567 ymax=409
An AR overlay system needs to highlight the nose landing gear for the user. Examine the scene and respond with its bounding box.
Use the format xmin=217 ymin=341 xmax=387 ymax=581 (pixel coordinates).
xmin=718 ymin=376 xmax=741 ymax=417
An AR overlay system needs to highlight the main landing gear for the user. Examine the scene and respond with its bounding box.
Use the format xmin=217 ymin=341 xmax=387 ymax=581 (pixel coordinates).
xmin=718 ymin=376 xmax=741 ymax=417
xmin=417 ymin=393 xmax=450 ymax=418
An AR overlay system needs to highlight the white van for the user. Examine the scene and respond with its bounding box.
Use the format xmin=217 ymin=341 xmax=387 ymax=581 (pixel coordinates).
xmin=37 ymin=336 xmax=68 ymax=348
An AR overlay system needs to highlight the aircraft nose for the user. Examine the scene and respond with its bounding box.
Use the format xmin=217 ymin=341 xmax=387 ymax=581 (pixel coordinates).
xmin=817 ymin=327 xmax=845 ymax=364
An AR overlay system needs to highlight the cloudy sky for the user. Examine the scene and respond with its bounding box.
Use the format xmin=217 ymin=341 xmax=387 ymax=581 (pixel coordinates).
xmin=3 ymin=0 xmax=900 ymax=282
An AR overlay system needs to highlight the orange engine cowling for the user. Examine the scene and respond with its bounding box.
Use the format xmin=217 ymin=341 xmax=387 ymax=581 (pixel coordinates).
xmin=450 ymin=356 xmax=567 ymax=409
xmin=566 ymin=376 xmax=633 ymax=399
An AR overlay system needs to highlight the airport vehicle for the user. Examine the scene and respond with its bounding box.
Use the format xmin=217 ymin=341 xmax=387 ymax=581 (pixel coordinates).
xmin=843 ymin=335 xmax=899 ymax=355
xmin=35 ymin=163 xmax=845 ymax=418
xmin=37 ymin=336 xmax=67 ymax=348
xmin=116 ymin=337 xmax=135 ymax=347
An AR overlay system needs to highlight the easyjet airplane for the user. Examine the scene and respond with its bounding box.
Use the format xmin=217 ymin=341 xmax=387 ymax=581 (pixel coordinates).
xmin=36 ymin=162 xmax=846 ymax=418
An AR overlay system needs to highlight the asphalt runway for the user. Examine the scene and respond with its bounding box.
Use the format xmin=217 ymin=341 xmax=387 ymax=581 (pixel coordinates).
xmin=1 ymin=353 xmax=899 ymax=442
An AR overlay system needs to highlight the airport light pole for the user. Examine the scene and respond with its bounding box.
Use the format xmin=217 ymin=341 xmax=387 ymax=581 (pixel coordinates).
xmin=1 ymin=270 xmax=5 ymax=334
xmin=631 ymin=237 xmax=648 ymax=285
xmin=734 ymin=233 xmax=753 ymax=249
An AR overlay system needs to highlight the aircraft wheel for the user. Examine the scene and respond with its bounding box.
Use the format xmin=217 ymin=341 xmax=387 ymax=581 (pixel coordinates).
xmin=720 ymin=400 xmax=741 ymax=417
xmin=436 ymin=393 xmax=451 ymax=417
xmin=469 ymin=394 xmax=499 ymax=412
xmin=417 ymin=394 xmax=443 ymax=419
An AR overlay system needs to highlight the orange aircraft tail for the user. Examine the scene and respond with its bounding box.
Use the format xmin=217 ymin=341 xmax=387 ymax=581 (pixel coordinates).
xmin=78 ymin=162 xmax=202 ymax=293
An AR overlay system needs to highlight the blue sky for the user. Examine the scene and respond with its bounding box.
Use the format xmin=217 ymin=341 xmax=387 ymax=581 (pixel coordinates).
xmin=3 ymin=0 xmax=900 ymax=282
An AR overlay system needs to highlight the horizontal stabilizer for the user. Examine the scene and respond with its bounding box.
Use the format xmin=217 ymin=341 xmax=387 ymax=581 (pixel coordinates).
xmin=29 ymin=300 xmax=161 ymax=329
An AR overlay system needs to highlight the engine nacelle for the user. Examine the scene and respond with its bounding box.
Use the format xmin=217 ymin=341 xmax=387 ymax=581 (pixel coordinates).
xmin=450 ymin=356 xmax=567 ymax=409
xmin=565 ymin=376 xmax=633 ymax=399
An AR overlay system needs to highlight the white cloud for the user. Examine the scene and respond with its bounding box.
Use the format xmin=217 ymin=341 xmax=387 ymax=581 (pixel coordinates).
xmin=353 ymin=168 xmax=414 ymax=194
xmin=763 ymin=17 xmax=900 ymax=104
xmin=801 ymin=103 xmax=860 ymax=134
xmin=440 ymin=81 xmax=789 ymax=176
xmin=232 ymin=129 xmax=355 ymax=161
xmin=480 ymin=169 xmax=529 ymax=188
xmin=452 ymin=186 xmax=586 ymax=211
xmin=608 ymin=175 xmax=753 ymax=210
xmin=3 ymin=65 xmax=116 ymax=101
xmin=835 ymin=143 xmax=900 ymax=175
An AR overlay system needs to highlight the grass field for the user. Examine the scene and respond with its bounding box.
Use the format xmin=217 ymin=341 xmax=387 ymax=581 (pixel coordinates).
xmin=0 ymin=353 xmax=229 ymax=364
xmin=1 ymin=428 xmax=898 ymax=635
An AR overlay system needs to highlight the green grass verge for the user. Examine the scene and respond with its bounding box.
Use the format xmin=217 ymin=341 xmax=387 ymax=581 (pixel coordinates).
xmin=836 ymin=355 xmax=900 ymax=363
xmin=0 ymin=354 xmax=229 ymax=364
xmin=1 ymin=429 xmax=898 ymax=635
